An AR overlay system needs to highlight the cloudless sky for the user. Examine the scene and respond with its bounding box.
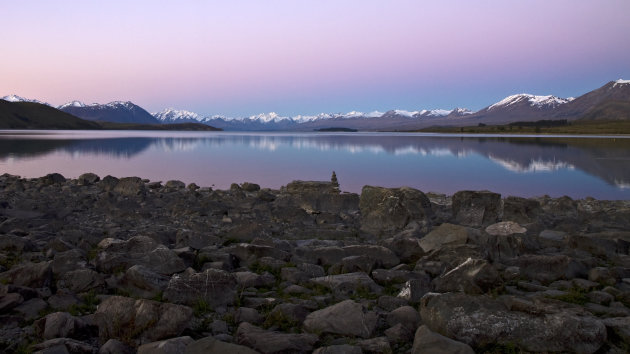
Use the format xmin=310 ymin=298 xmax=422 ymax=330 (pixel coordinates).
xmin=1 ymin=0 xmax=629 ymax=116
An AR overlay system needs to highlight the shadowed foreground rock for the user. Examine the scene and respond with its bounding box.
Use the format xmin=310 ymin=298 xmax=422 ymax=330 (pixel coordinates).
xmin=1 ymin=172 xmax=630 ymax=353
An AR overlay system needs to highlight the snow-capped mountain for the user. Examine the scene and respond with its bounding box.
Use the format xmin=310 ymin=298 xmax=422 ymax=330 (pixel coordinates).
xmin=487 ymin=94 xmax=573 ymax=111
xmin=1 ymin=94 xmax=50 ymax=106
xmin=58 ymin=100 xmax=86 ymax=109
xmin=153 ymin=108 xmax=202 ymax=123
xmin=59 ymin=101 xmax=159 ymax=124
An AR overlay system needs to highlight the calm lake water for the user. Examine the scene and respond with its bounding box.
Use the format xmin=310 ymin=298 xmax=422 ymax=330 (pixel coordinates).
xmin=1 ymin=130 xmax=629 ymax=200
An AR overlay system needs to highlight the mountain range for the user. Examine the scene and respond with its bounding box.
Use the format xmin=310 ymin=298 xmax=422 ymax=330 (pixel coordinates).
xmin=2 ymin=79 xmax=629 ymax=131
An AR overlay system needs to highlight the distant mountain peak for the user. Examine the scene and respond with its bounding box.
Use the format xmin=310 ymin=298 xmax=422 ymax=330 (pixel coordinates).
xmin=488 ymin=94 xmax=571 ymax=110
xmin=613 ymin=79 xmax=630 ymax=87
xmin=153 ymin=108 xmax=201 ymax=122
xmin=2 ymin=94 xmax=50 ymax=106
xmin=59 ymin=100 xmax=86 ymax=109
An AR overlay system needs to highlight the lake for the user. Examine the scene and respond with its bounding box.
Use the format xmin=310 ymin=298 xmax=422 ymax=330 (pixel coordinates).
xmin=1 ymin=130 xmax=629 ymax=200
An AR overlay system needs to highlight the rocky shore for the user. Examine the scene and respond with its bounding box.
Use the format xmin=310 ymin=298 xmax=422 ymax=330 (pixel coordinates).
xmin=1 ymin=172 xmax=630 ymax=353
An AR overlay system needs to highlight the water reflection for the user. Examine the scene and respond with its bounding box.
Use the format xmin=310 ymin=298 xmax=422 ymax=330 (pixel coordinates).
xmin=0 ymin=131 xmax=628 ymax=198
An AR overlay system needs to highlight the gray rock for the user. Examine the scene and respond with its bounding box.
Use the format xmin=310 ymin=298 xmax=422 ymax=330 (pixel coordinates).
xmin=412 ymin=325 xmax=474 ymax=354
xmin=175 ymin=230 xmax=220 ymax=250
xmin=387 ymin=305 xmax=421 ymax=330
xmin=514 ymin=254 xmax=585 ymax=284
xmin=98 ymin=339 xmax=134 ymax=354
xmin=185 ymin=335 xmax=259 ymax=354
xmin=359 ymin=185 xmax=432 ymax=235
xmin=165 ymin=180 xmax=186 ymax=190
xmin=40 ymin=173 xmax=66 ymax=185
xmin=113 ymin=176 xmax=146 ymax=196
xmin=0 ymin=293 xmax=23 ymax=313
xmin=95 ymin=236 xmax=186 ymax=275
xmin=502 ymin=196 xmax=541 ymax=225
xmin=267 ymin=303 xmax=310 ymax=326
xmin=225 ymin=243 xmax=291 ymax=267
xmin=36 ymin=312 xmax=87 ymax=340
xmin=418 ymin=223 xmax=471 ymax=253
xmin=313 ymin=344 xmax=362 ymax=354
xmin=310 ymin=272 xmax=382 ymax=297
xmin=356 ymin=337 xmax=391 ymax=354
xmin=385 ymin=322 xmax=415 ymax=342
xmin=94 ymin=295 xmax=192 ymax=346
xmin=235 ymin=307 xmax=263 ymax=325
xmin=51 ymin=249 xmax=87 ymax=276
xmin=163 ymin=269 xmax=237 ymax=308
xmin=77 ymin=173 xmax=100 ymax=186
xmin=382 ymin=236 xmax=425 ymax=263
xmin=587 ymin=290 xmax=614 ymax=305
xmin=371 ymin=268 xmax=423 ymax=285
xmin=341 ymin=255 xmax=375 ymax=273
xmin=342 ymin=245 xmax=400 ymax=269
xmin=602 ymin=317 xmax=630 ymax=345
xmin=1 ymin=261 xmax=52 ymax=289
xmin=420 ymin=292 xmax=606 ymax=353
xmin=13 ymin=298 xmax=47 ymax=321
xmin=433 ymin=258 xmax=501 ymax=294
xmin=485 ymin=221 xmax=526 ymax=236
xmin=137 ymin=336 xmax=194 ymax=354
xmin=236 ymin=322 xmax=318 ymax=354
xmin=234 ymin=271 xmax=276 ymax=288
xmin=31 ymin=338 xmax=96 ymax=354
xmin=58 ymin=268 xmax=105 ymax=293
xmin=304 ymin=300 xmax=378 ymax=338
xmin=452 ymin=190 xmax=501 ymax=227
xmin=117 ymin=264 xmax=170 ymax=299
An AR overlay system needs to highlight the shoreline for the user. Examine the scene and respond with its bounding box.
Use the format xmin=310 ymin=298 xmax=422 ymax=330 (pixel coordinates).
xmin=1 ymin=172 xmax=630 ymax=352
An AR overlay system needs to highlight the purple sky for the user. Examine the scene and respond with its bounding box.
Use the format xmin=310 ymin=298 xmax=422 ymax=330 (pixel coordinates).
xmin=2 ymin=0 xmax=629 ymax=116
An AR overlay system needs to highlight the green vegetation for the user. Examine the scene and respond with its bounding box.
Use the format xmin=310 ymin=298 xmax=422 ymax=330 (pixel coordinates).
xmin=193 ymin=299 xmax=213 ymax=316
xmin=415 ymin=119 xmax=630 ymax=135
xmin=549 ymin=287 xmax=589 ymax=306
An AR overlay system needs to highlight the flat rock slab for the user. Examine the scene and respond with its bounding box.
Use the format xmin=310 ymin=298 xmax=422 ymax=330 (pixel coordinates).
xmin=94 ymin=295 xmax=192 ymax=346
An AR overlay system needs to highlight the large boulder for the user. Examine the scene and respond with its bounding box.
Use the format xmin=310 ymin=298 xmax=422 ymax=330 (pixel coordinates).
xmin=113 ymin=177 xmax=146 ymax=196
xmin=95 ymin=236 xmax=186 ymax=275
xmin=304 ymin=300 xmax=378 ymax=338
xmin=283 ymin=180 xmax=359 ymax=214
xmin=310 ymin=272 xmax=382 ymax=297
xmin=117 ymin=265 xmax=170 ymax=299
xmin=94 ymin=296 xmax=193 ymax=346
xmin=452 ymin=191 xmax=501 ymax=227
xmin=418 ymin=223 xmax=473 ymax=253
xmin=412 ymin=325 xmax=474 ymax=354
xmin=236 ymin=322 xmax=318 ymax=354
xmin=502 ymin=196 xmax=542 ymax=225
xmin=420 ymin=292 xmax=606 ymax=353
xmin=511 ymin=254 xmax=587 ymax=284
xmin=185 ymin=335 xmax=259 ymax=354
xmin=163 ymin=269 xmax=237 ymax=308
xmin=0 ymin=261 xmax=52 ymax=288
xmin=57 ymin=268 xmax=105 ymax=293
xmin=359 ymin=186 xmax=432 ymax=235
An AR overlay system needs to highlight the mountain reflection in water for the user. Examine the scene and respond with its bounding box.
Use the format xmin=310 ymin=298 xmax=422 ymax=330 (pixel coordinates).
xmin=0 ymin=131 xmax=628 ymax=199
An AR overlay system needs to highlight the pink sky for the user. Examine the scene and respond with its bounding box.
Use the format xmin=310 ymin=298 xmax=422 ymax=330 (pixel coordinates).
xmin=1 ymin=0 xmax=629 ymax=116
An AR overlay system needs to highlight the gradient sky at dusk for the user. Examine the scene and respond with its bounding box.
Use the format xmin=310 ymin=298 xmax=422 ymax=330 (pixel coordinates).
xmin=2 ymin=0 xmax=629 ymax=116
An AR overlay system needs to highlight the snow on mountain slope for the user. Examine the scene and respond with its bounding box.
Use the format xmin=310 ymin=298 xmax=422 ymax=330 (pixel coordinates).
xmin=488 ymin=94 xmax=572 ymax=110
xmin=613 ymin=79 xmax=630 ymax=87
xmin=2 ymin=94 xmax=50 ymax=106
xmin=58 ymin=101 xmax=86 ymax=109
xmin=153 ymin=108 xmax=202 ymax=122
